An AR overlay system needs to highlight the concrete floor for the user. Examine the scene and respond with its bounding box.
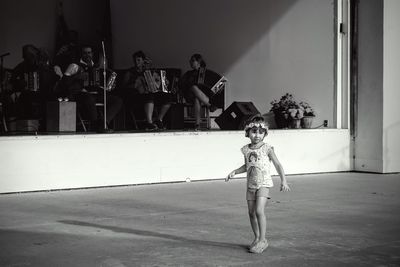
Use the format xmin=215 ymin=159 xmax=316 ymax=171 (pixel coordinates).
xmin=0 ymin=172 xmax=400 ymax=267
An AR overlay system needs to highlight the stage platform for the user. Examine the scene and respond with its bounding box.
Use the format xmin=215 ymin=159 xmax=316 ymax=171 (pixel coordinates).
xmin=0 ymin=129 xmax=351 ymax=194
xmin=0 ymin=172 xmax=399 ymax=266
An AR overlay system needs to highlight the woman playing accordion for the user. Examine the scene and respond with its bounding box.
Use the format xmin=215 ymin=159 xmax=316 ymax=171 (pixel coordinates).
xmin=179 ymin=53 xmax=226 ymax=130
xmin=120 ymin=50 xmax=173 ymax=130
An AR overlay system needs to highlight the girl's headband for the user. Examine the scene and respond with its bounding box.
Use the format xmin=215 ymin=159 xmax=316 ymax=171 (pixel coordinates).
xmin=244 ymin=122 xmax=268 ymax=132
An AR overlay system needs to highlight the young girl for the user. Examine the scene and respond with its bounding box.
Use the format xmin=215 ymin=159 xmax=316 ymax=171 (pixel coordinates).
xmin=226 ymin=115 xmax=290 ymax=253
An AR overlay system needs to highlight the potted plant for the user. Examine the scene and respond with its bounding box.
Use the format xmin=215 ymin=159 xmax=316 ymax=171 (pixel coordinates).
xmin=270 ymin=93 xmax=315 ymax=129
xmin=270 ymin=93 xmax=296 ymax=128
xmin=299 ymin=101 xmax=315 ymax=128
xmin=288 ymin=104 xmax=304 ymax=129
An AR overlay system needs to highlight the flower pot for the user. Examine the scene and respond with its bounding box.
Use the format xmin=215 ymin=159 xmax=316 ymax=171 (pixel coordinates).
xmin=274 ymin=112 xmax=289 ymax=129
xmin=301 ymin=116 xmax=314 ymax=128
xmin=289 ymin=118 xmax=301 ymax=129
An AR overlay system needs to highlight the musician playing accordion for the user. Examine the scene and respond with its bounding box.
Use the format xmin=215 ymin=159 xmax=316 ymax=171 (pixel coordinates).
xmin=179 ymin=53 xmax=225 ymax=130
xmin=120 ymin=50 xmax=173 ymax=130
xmin=11 ymin=44 xmax=59 ymax=124
xmin=56 ymin=45 xmax=122 ymax=131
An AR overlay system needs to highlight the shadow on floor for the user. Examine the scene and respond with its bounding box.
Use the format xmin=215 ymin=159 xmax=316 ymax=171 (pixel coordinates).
xmin=58 ymin=219 xmax=248 ymax=251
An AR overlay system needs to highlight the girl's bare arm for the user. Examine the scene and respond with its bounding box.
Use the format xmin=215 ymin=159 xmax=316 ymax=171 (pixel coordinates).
xmin=269 ymin=149 xmax=290 ymax=191
xmin=226 ymin=157 xmax=247 ymax=181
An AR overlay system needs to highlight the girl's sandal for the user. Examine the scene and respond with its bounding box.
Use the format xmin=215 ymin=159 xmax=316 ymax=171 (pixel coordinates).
xmin=259 ymin=240 xmax=269 ymax=253
xmin=248 ymin=240 xmax=258 ymax=251
xmin=250 ymin=240 xmax=269 ymax=254
xmin=249 ymin=242 xmax=260 ymax=253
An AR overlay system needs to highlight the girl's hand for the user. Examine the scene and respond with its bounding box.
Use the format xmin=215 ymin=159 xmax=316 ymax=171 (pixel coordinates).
xmin=280 ymin=181 xmax=291 ymax=192
xmin=226 ymin=170 xmax=236 ymax=182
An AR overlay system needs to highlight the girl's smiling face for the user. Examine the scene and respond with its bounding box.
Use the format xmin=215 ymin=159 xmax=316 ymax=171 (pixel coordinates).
xmin=248 ymin=127 xmax=266 ymax=144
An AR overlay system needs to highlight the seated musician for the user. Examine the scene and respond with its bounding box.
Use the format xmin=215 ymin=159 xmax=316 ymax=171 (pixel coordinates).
xmin=56 ymin=45 xmax=122 ymax=132
xmin=180 ymin=53 xmax=222 ymax=130
xmin=121 ymin=50 xmax=172 ymax=130
xmin=11 ymin=44 xmax=58 ymax=125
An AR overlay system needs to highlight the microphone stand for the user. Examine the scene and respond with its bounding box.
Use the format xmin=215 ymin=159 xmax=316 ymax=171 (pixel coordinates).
xmin=101 ymin=41 xmax=107 ymax=131
xmin=0 ymin=52 xmax=10 ymax=132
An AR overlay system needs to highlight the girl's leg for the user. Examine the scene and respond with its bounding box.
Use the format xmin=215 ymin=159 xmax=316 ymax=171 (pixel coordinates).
xmin=255 ymin=196 xmax=268 ymax=242
xmin=247 ymin=200 xmax=260 ymax=246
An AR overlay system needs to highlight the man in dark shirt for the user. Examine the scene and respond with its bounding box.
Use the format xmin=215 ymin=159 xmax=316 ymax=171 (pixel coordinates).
xmin=57 ymin=45 xmax=122 ymax=132
xmin=11 ymin=44 xmax=58 ymax=122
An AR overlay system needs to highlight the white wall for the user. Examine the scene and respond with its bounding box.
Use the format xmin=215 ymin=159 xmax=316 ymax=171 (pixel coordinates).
xmin=111 ymin=0 xmax=335 ymax=127
xmin=0 ymin=130 xmax=351 ymax=193
xmin=355 ymin=0 xmax=384 ymax=172
xmin=383 ymin=0 xmax=400 ymax=172
xmin=355 ymin=0 xmax=400 ymax=173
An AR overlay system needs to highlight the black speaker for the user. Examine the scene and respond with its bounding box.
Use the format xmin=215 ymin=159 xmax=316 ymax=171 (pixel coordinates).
xmin=215 ymin=102 xmax=260 ymax=130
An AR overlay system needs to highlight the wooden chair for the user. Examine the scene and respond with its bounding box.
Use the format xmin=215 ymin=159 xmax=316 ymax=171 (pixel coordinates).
xmin=183 ymin=103 xmax=211 ymax=129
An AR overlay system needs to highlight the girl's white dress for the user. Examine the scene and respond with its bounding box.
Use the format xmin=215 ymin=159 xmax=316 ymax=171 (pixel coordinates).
xmin=241 ymin=143 xmax=274 ymax=189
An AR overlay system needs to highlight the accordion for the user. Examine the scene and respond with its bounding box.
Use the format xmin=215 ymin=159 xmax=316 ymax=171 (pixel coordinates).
xmin=197 ymin=68 xmax=226 ymax=95
xmin=24 ymin=72 xmax=40 ymax=92
xmin=82 ymin=68 xmax=117 ymax=92
xmin=1 ymin=68 xmax=12 ymax=93
xmin=143 ymin=69 xmax=170 ymax=93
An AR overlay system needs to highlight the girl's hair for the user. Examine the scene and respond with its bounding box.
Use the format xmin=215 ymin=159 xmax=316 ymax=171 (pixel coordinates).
xmin=244 ymin=114 xmax=268 ymax=137
xmin=190 ymin=53 xmax=206 ymax=68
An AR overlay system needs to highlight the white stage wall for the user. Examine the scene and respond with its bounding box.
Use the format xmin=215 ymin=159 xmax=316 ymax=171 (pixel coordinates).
xmin=0 ymin=130 xmax=351 ymax=193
